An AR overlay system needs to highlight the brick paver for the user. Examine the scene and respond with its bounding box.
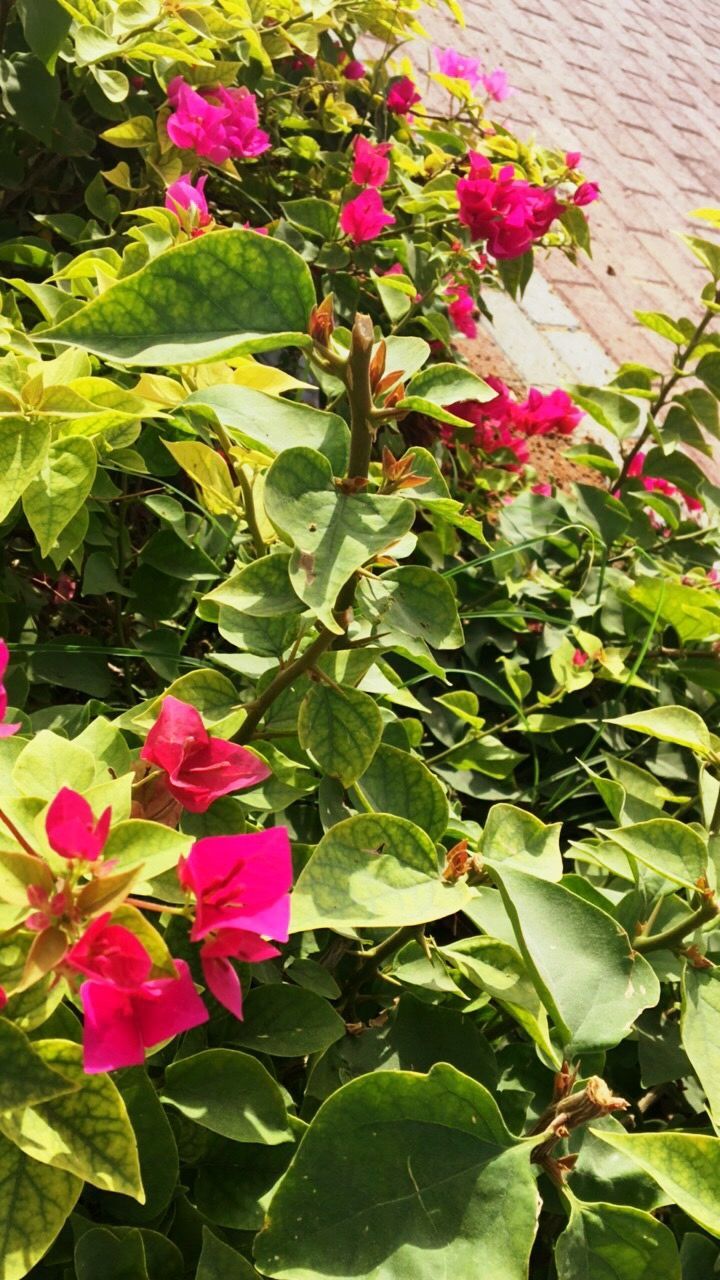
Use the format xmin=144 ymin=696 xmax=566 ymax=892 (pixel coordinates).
xmin=420 ymin=0 xmax=720 ymax=370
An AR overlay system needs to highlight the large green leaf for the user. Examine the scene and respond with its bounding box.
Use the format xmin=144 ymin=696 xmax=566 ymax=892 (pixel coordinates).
xmin=481 ymin=804 xmax=562 ymax=881
xmin=556 ymin=1196 xmax=681 ymax=1280
xmin=0 ymin=1131 xmax=81 ymax=1280
xmin=298 ymin=682 xmax=382 ymax=787
xmin=0 ymin=1039 xmax=143 ymax=1198
xmin=0 ymin=418 xmax=51 ymax=523
xmin=604 ymin=819 xmax=708 ymax=890
xmin=183 ymin=385 xmax=350 ymax=475
xmin=358 ymin=565 xmax=463 ymax=650
xmin=291 ymin=812 xmax=471 ymax=932
xmin=22 ymin=436 xmax=97 ymax=557
xmin=255 ymin=1064 xmax=538 ymax=1280
xmin=74 ymin=1227 xmax=150 ymax=1280
xmin=609 ymin=707 xmax=712 ymax=756
xmin=204 ymin=552 xmax=303 ymax=618
xmin=197 ymin=1228 xmax=259 ymax=1280
xmin=104 ymin=820 xmax=191 ymax=888
xmin=42 ymin=231 xmax=315 ymax=366
xmin=489 ymin=864 xmax=659 ymax=1053
xmin=231 ymin=985 xmax=345 ymax=1057
xmin=264 ymin=448 xmax=415 ymax=634
xmin=104 ymin=1069 xmax=179 ymax=1226
xmin=195 ymin=1138 xmax=296 ymax=1232
xmin=593 ymin=1129 xmax=720 ymax=1238
xmin=0 ymin=1020 xmax=73 ymax=1112
xmin=399 ymin=363 xmax=495 ymax=426
xmin=354 ymin=742 xmax=449 ymax=843
xmin=681 ymin=964 xmax=720 ymax=1130
xmin=441 ymin=934 xmax=557 ymax=1062
xmin=161 ymin=1049 xmax=292 ymax=1145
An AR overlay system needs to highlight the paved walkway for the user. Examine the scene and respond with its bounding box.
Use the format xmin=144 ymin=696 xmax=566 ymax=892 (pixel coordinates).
xmin=421 ymin=0 xmax=720 ymax=382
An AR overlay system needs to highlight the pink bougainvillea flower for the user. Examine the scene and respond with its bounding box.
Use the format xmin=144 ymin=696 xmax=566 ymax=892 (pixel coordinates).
xmin=165 ymin=174 xmax=211 ymax=231
xmin=457 ymin=153 xmax=564 ymax=259
xmin=0 ymin=639 xmax=19 ymax=738
xmin=343 ymin=59 xmax=367 ymax=80
xmin=386 ymin=76 xmax=421 ymax=114
xmin=515 ymin=387 xmax=584 ymax=437
xmin=383 ymin=262 xmax=405 ymax=276
xmin=199 ymin=928 xmax=279 ymax=1017
xmin=141 ymin=696 xmax=270 ymax=813
xmin=79 ymin=962 xmax=207 ymax=1073
xmin=573 ymin=180 xmax=600 ymax=206
xmin=434 ymin=47 xmax=482 ymax=89
xmin=532 ymin=483 xmax=553 ymax=497
xmin=351 ymin=135 xmax=391 ymax=188
xmin=572 ymin=649 xmax=589 ymax=667
xmin=45 ymin=787 xmax=111 ymax=862
xmin=66 ymin=914 xmax=208 ymax=1072
xmin=166 ymin=79 xmax=269 ymax=164
xmin=444 ymin=283 xmax=478 ymax=339
xmin=481 ymin=68 xmax=511 ymax=102
xmin=179 ymin=828 xmax=292 ymax=943
xmin=214 ymin=86 xmax=270 ymax=159
xmin=628 ymin=451 xmax=703 ymax=515
xmin=166 ymin=79 xmax=233 ymax=163
xmin=565 ymin=151 xmax=582 ymax=169
xmin=339 ymin=188 xmax=395 ymax=244
xmin=179 ymin=827 xmax=293 ymax=1017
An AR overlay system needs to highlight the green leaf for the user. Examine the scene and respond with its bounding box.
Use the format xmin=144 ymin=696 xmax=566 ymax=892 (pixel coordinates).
xmin=22 ymin=437 xmax=97 ymax=557
xmin=572 ymin=388 xmax=641 ymax=440
xmin=161 ymin=1049 xmax=292 ymax=1144
xmin=489 ymin=864 xmax=659 ymax=1053
xmin=42 ymin=230 xmax=315 ymax=366
xmin=75 ymin=1227 xmax=149 ymax=1280
xmin=232 ymin=985 xmax=345 ymax=1057
xmin=104 ymin=1068 xmax=179 ymax=1226
xmin=104 ymin=820 xmax=191 ymax=889
xmin=183 ymin=385 xmax=350 ymax=476
xmin=481 ymin=804 xmax=562 ymax=881
xmin=609 ymin=706 xmax=712 ymax=756
xmin=255 ymin=1064 xmax=538 ymax=1280
xmin=441 ymin=934 xmax=557 ymax=1061
xmin=0 ymin=1039 xmax=143 ymax=1198
xmin=402 ymin=362 xmax=494 ymax=410
xmin=681 ymin=965 xmax=720 ymax=1130
xmin=264 ymin=448 xmax=414 ymax=634
xmin=0 ymin=1020 xmax=73 ymax=1111
xmin=195 ymin=1138 xmax=295 ymax=1232
xmin=392 ymin=993 xmax=497 ymax=1087
xmin=604 ymin=819 xmax=708 ymax=889
xmin=281 ymin=198 xmax=338 ymax=240
xmin=204 ymin=552 xmax=303 ymax=617
xmin=291 ymin=812 xmax=471 ymax=932
xmin=0 ymin=418 xmax=51 ymax=523
xmin=634 ymin=311 xmax=686 ymax=345
xmin=0 ymin=1132 xmax=81 ymax=1280
xmin=298 ymin=682 xmax=382 ymax=786
xmin=16 ymin=0 xmax=71 ymax=74
xmin=358 ymin=565 xmax=464 ymax=649
xmin=13 ymin=730 xmax=96 ymax=799
xmin=592 ymin=1129 xmax=720 ymax=1238
xmin=197 ymin=1228 xmax=259 ymax=1280
xmin=354 ymin=742 xmax=449 ymax=843
xmin=556 ymin=1197 xmax=680 ymax=1280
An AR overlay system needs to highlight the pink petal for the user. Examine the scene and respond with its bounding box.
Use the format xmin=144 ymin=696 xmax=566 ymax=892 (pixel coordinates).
xmin=141 ymin=696 xmax=207 ymax=774
xmin=201 ymin=952 xmax=244 ymax=1018
xmin=80 ymin=981 xmax=145 ymax=1073
xmin=45 ymin=787 xmax=111 ymax=861
xmin=67 ymin=915 xmax=152 ymax=986
xmin=135 ymin=960 xmax=209 ymax=1047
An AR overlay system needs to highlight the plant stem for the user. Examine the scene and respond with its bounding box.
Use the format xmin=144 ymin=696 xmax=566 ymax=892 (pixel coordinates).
xmin=126 ymin=897 xmax=185 ymax=916
xmin=634 ymin=897 xmax=719 ymax=953
xmin=0 ymin=808 xmax=41 ymax=859
xmin=617 ymin=294 xmax=719 ymax=487
xmin=214 ymin=423 xmax=266 ymax=557
xmin=237 ymin=625 xmax=335 ymax=743
xmin=340 ymin=924 xmax=420 ymax=1012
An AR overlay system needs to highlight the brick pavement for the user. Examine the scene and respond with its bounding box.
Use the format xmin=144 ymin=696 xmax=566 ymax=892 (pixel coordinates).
xmin=419 ymin=0 xmax=720 ymax=375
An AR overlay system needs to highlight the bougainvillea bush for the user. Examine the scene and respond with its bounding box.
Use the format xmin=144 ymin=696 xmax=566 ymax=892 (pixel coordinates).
xmin=2 ymin=0 xmax=720 ymax=1277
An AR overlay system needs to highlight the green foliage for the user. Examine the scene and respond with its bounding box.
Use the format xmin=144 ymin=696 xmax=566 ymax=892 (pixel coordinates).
xmin=1 ymin=0 xmax=720 ymax=1274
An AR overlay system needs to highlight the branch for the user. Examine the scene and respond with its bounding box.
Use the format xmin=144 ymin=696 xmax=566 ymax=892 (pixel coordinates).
xmin=634 ymin=895 xmax=719 ymax=953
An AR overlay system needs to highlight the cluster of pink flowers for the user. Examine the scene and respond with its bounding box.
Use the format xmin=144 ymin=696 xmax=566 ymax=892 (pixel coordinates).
xmin=340 ymin=135 xmax=395 ymax=245
xmin=444 ymin=375 xmax=584 ymax=469
xmin=166 ymin=77 xmax=270 ymax=164
xmin=444 ymin=282 xmax=478 ymax=339
xmin=0 ymin=640 xmax=19 ymax=738
xmin=338 ymin=50 xmax=367 ymax=80
xmin=457 ymin=151 xmax=598 ymax=260
xmin=5 ymin=696 xmax=292 ymax=1074
xmin=386 ymin=76 xmax=421 ymax=115
xmin=434 ymin=47 xmax=511 ymax=102
xmin=627 ymin=452 xmax=703 ymax=516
